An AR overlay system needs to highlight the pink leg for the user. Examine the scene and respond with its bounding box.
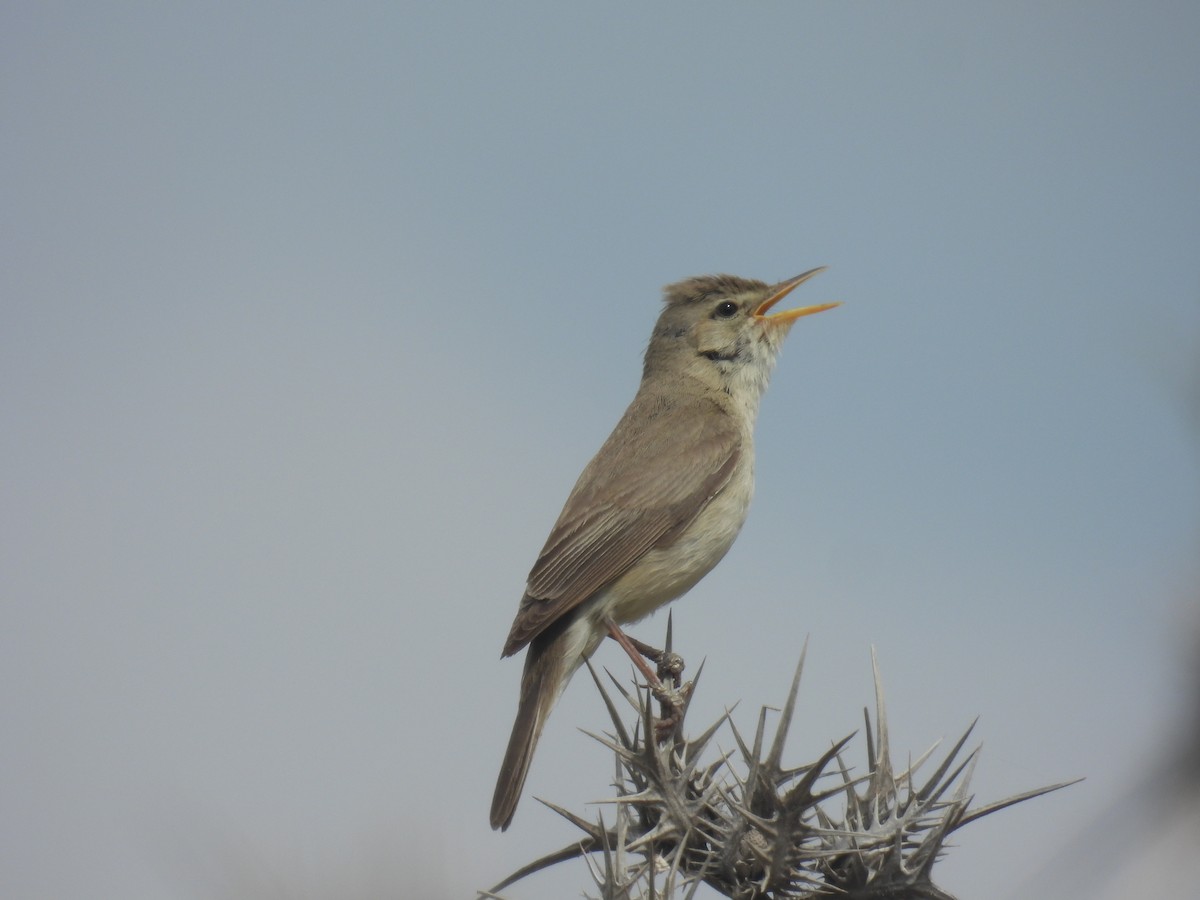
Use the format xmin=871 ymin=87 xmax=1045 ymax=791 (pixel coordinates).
xmin=606 ymin=620 xmax=663 ymax=686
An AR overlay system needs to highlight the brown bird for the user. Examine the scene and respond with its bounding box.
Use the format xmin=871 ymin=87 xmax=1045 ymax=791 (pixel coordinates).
xmin=490 ymin=268 xmax=838 ymax=830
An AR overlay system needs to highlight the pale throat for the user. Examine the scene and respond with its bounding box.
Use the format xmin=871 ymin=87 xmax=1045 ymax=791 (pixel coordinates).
xmin=715 ymin=339 xmax=782 ymax=425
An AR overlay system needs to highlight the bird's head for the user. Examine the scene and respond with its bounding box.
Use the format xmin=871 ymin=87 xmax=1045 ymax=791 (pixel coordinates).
xmin=645 ymin=267 xmax=839 ymax=400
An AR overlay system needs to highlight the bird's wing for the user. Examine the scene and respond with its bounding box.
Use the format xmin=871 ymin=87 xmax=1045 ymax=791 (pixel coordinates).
xmin=501 ymin=389 xmax=741 ymax=656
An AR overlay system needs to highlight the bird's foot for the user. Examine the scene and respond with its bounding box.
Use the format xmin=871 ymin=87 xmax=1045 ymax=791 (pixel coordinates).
xmin=625 ymin=634 xmax=686 ymax=686
xmin=651 ymin=679 xmax=693 ymax=742
xmin=605 ymin=620 xmax=691 ymax=743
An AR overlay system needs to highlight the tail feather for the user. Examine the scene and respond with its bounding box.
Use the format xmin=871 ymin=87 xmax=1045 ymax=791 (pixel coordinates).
xmin=490 ymin=620 xmax=579 ymax=831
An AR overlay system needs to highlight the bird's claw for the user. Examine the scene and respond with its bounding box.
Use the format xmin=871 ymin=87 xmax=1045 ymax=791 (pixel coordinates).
xmin=651 ymin=679 xmax=693 ymax=743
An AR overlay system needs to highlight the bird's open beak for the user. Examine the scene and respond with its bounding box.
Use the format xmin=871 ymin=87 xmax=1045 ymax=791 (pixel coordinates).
xmin=754 ymin=266 xmax=840 ymax=323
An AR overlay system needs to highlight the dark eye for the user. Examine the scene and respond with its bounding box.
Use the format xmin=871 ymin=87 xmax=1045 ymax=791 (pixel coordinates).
xmin=713 ymin=301 xmax=738 ymax=319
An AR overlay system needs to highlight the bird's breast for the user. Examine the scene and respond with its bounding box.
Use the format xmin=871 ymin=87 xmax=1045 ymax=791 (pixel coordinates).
xmin=600 ymin=453 xmax=756 ymax=625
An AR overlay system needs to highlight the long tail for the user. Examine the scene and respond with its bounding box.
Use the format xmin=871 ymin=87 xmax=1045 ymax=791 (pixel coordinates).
xmin=490 ymin=619 xmax=583 ymax=831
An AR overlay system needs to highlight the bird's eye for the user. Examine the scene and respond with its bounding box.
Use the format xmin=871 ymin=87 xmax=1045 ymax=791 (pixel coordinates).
xmin=713 ymin=301 xmax=738 ymax=319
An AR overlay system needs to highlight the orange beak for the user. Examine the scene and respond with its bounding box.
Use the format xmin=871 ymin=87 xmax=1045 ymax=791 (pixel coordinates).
xmin=753 ymin=266 xmax=840 ymax=323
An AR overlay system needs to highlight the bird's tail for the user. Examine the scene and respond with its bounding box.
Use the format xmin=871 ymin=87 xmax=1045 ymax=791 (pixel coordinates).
xmin=490 ymin=619 xmax=583 ymax=831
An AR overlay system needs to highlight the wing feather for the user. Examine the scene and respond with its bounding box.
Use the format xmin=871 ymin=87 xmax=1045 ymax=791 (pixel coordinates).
xmin=502 ymin=387 xmax=740 ymax=655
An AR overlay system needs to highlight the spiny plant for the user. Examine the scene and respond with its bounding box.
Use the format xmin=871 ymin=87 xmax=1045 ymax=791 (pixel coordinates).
xmin=484 ymin=620 xmax=1077 ymax=899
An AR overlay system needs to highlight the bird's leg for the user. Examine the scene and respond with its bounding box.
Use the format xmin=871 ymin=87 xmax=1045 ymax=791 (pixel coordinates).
xmin=624 ymin=634 xmax=686 ymax=688
xmin=605 ymin=621 xmax=663 ymax=686
xmin=605 ymin=621 xmax=689 ymax=741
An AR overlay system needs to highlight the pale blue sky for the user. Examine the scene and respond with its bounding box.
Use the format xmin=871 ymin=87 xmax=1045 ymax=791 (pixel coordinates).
xmin=3 ymin=3 xmax=1198 ymax=898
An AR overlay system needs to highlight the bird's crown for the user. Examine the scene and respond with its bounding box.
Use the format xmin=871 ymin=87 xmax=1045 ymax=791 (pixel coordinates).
xmin=661 ymin=274 xmax=768 ymax=307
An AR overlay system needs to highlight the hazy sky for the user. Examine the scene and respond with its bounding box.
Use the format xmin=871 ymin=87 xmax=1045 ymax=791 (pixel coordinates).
xmin=3 ymin=3 xmax=1198 ymax=898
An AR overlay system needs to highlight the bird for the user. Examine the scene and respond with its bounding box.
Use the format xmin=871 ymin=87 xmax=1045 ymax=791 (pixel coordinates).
xmin=490 ymin=268 xmax=838 ymax=831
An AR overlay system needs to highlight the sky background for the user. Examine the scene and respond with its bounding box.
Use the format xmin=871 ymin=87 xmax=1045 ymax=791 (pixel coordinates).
xmin=3 ymin=3 xmax=1199 ymax=898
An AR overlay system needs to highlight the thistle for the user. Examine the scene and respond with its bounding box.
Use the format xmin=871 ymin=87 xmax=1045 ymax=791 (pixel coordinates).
xmin=485 ymin=619 xmax=1078 ymax=899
